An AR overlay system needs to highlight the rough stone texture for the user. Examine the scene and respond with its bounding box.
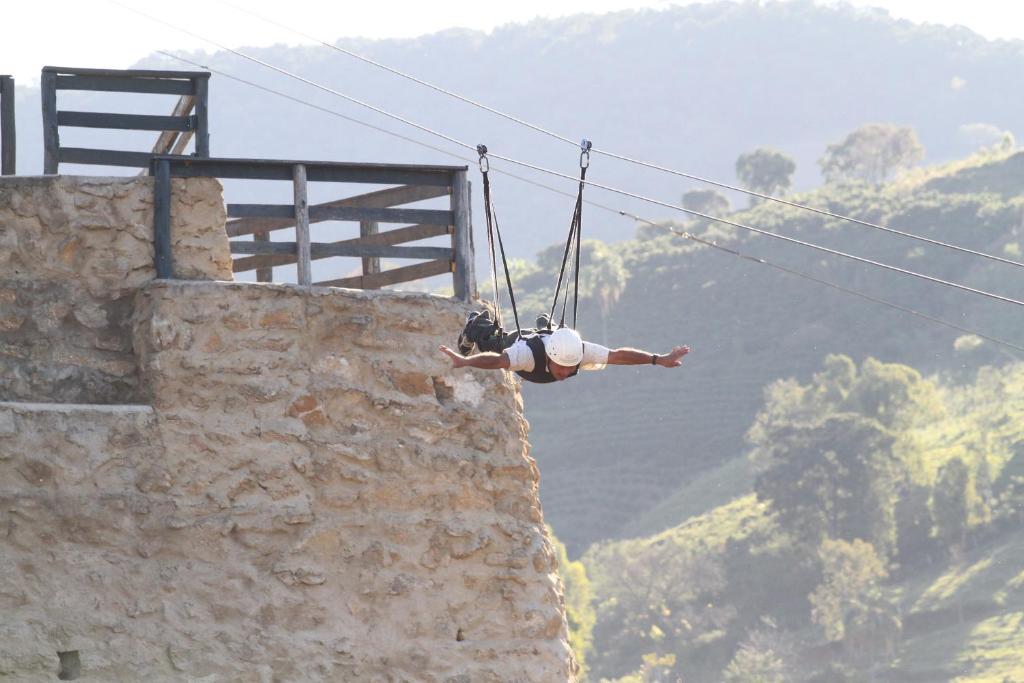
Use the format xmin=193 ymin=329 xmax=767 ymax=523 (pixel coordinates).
xmin=0 ymin=176 xmax=232 ymax=404
xmin=0 ymin=280 xmax=576 ymax=682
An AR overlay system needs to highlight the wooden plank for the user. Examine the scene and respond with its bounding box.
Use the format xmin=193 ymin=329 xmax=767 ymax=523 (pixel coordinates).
xmin=57 ymin=111 xmax=194 ymax=131
xmin=355 ymin=222 xmax=451 ymax=247
xmin=193 ymin=77 xmax=210 ymax=157
xmin=309 ymin=206 xmax=453 ymax=225
xmin=157 ymin=155 xmax=466 ymax=176
xmin=316 ymin=258 xmax=453 ymax=290
xmin=227 ymin=204 xmax=294 ymax=219
xmin=54 ymin=74 xmax=194 ymax=95
xmin=41 ymin=70 xmax=59 ymax=174
xmin=154 ymin=160 xmax=172 ymax=279
xmin=451 ymin=170 xmax=476 ymax=301
xmin=59 ymin=147 xmax=156 ymax=168
xmin=230 ymin=223 xmax=450 ymax=272
xmin=254 ymin=231 xmax=273 ymax=282
xmin=226 ymin=184 xmax=449 ymax=237
xmin=233 ymin=254 xmax=293 ymax=272
xmin=305 ymin=166 xmax=452 ymax=187
xmin=171 ymin=162 xmax=451 ymax=186
xmin=293 ymin=164 xmax=311 ymax=287
xmin=230 ymin=242 xmax=453 ymax=261
xmin=44 ymin=66 xmax=211 ymax=80
xmin=0 ymin=77 xmax=15 ymax=175
xmin=150 ymin=96 xmax=196 ymax=155
xmin=360 ymin=220 xmax=380 ymax=286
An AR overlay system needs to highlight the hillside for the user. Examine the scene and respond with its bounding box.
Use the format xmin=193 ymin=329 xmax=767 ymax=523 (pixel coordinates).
xmin=574 ymin=358 xmax=1024 ymax=682
xmin=8 ymin=1 xmax=1024 ymax=263
xmin=527 ymin=148 xmax=1024 ymax=554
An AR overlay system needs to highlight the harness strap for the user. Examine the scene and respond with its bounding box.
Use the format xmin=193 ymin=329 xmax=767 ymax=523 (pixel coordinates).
xmin=549 ymin=140 xmax=591 ymax=329
xmin=478 ymin=146 xmax=521 ymax=334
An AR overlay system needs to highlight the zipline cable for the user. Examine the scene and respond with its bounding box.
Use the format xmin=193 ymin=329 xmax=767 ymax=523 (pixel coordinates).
xmin=218 ymin=0 xmax=1024 ymax=271
xmin=156 ymin=51 xmax=1024 ymax=356
xmin=129 ymin=11 xmax=1024 ymax=308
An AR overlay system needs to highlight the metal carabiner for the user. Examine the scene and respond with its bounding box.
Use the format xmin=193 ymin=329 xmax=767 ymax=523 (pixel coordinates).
xmin=579 ymin=138 xmax=592 ymax=169
xmin=476 ymin=144 xmax=490 ymax=173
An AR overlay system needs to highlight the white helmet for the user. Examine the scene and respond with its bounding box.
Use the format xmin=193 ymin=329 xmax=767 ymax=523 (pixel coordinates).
xmin=544 ymin=327 xmax=584 ymax=366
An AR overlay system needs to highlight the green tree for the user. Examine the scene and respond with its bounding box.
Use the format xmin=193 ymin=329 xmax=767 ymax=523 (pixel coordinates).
xmin=749 ymin=356 xmax=943 ymax=556
xmin=722 ymin=620 xmax=794 ymax=683
xmin=735 ymin=148 xmax=796 ymax=205
xmin=819 ymin=123 xmax=924 ymax=184
xmin=932 ymin=457 xmax=970 ymax=556
xmin=751 ymin=413 xmax=899 ymax=554
xmin=682 ymin=188 xmax=731 ymax=217
xmin=809 ymin=538 xmax=900 ymax=661
xmin=589 ymin=539 xmax=734 ymax=680
xmin=551 ymin=530 xmax=595 ymax=678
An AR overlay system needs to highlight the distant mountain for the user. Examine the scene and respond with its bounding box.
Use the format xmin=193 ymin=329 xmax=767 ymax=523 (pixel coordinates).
xmin=9 ymin=1 xmax=1024 ymax=266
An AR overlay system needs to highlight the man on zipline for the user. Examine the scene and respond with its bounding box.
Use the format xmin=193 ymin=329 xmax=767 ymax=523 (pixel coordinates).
xmin=439 ymin=310 xmax=690 ymax=383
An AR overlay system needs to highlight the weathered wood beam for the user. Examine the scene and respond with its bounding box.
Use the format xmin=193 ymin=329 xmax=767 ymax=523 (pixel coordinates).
xmin=57 ymin=111 xmax=195 ymax=131
xmin=43 ymin=66 xmax=211 ymax=79
xmin=316 ymin=258 xmax=453 ymax=290
xmin=59 ymin=147 xmax=156 ymax=168
xmin=225 ymin=184 xmax=449 ymax=237
xmin=154 ymin=160 xmax=172 ymax=278
xmin=360 ymin=220 xmax=381 ymax=287
xmin=193 ymin=77 xmax=210 ymax=157
xmin=293 ymin=164 xmax=311 ymax=287
xmin=451 ymin=170 xmax=476 ymax=301
xmin=41 ymin=70 xmax=59 ymax=174
xmin=230 ymin=242 xmax=453 ymax=261
xmin=53 ymin=74 xmax=195 ymax=95
xmin=157 ymin=156 xmax=462 ymax=186
xmin=230 ymin=223 xmax=450 ymax=272
xmin=0 ymin=76 xmax=14 ymax=175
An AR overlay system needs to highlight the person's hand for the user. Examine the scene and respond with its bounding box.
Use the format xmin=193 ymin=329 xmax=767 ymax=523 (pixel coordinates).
xmin=658 ymin=345 xmax=690 ymax=367
xmin=439 ymin=345 xmax=468 ymax=368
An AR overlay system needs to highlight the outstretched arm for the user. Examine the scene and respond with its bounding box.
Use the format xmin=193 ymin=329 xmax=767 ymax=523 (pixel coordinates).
xmin=607 ymin=345 xmax=690 ymax=368
xmin=439 ymin=345 xmax=511 ymax=370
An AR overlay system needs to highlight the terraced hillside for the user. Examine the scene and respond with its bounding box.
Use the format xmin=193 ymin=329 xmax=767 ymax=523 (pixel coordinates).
xmin=525 ymin=150 xmax=1024 ymax=554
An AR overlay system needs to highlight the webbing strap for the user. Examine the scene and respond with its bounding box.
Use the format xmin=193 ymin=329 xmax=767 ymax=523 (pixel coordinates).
xmin=549 ymin=160 xmax=588 ymax=329
xmin=479 ymin=148 xmax=521 ymax=334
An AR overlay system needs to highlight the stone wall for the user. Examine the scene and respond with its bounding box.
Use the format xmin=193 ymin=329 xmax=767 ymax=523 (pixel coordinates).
xmin=0 ymin=176 xmax=232 ymax=404
xmin=0 ymin=280 xmax=576 ymax=682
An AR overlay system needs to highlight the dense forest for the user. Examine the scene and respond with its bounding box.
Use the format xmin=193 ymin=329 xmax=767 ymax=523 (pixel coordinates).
xmin=561 ymin=356 xmax=1024 ymax=681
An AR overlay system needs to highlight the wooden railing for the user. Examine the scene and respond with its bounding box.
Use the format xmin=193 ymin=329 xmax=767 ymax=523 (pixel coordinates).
xmin=0 ymin=75 xmax=14 ymax=175
xmin=150 ymin=156 xmax=477 ymax=300
xmin=40 ymin=66 xmax=210 ymax=173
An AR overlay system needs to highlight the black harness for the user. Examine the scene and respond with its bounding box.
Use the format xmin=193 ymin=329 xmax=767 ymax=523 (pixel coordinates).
xmin=513 ymin=331 xmax=582 ymax=384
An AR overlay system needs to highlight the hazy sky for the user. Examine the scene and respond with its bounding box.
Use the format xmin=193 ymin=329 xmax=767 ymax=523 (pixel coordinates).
xmin=5 ymin=0 xmax=1023 ymax=84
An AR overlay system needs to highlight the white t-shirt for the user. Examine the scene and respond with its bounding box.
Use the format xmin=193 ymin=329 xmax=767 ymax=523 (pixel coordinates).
xmin=504 ymin=336 xmax=610 ymax=373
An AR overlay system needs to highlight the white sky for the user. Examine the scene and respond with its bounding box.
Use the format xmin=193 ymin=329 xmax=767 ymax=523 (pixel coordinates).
xmin=4 ymin=0 xmax=1023 ymax=85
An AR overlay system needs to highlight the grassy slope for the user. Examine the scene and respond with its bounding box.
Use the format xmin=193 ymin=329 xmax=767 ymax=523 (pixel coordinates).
xmin=532 ymin=149 xmax=1024 ymax=555
xmin=892 ymin=527 xmax=1024 ymax=682
xmin=582 ymin=360 xmax=1024 ymax=681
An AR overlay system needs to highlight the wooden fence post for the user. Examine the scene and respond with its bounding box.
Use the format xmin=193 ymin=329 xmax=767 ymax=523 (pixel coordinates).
xmin=40 ymin=69 xmax=59 ymax=174
xmin=193 ymin=75 xmax=210 ymax=157
xmin=451 ymin=170 xmax=476 ymax=301
xmin=293 ymin=164 xmax=312 ymax=287
xmin=360 ymin=219 xmax=381 ymax=287
xmin=255 ymin=230 xmax=272 ymax=282
xmin=153 ymin=159 xmax=173 ymax=278
xmin=0 ymin=76 xmax=15 ymax=175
